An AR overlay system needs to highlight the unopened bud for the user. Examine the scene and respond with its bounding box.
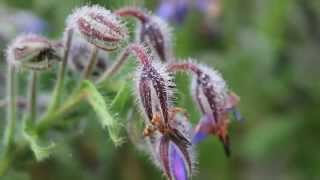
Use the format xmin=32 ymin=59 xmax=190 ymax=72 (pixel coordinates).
xmin=6 ymin=34 xmax=60 ymax=70
xmin=169 ymin=60 xmax=242 ymax=157
xmin=116 ymin=7 xmax=172 ymax=62
xmin=132 ymin=43 xmax=175 ymax=124
xmin=67 ymin=5 xmax=128 ymax=51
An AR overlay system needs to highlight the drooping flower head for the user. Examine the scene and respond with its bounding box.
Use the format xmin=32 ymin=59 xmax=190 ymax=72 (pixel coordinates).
xmin=66 ymin=5 xmax=128 ymax=51
xmin=6 ymin=33 xmax=60 ymax=70
xmin=145 ymin=109 xmax=196 ymax=180
xmin=129 ymin=44 xmax=196 ymax=179
xmin=116 ymin=7 xmax=173 ymax=62
xmin=168 ymin=61 xmax=241 ymax=156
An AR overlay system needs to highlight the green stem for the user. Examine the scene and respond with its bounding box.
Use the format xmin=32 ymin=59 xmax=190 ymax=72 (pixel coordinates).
xmin=47 ymin=29 xmax=73 ymax=114
xmin=36 ymin=89 xmax=87 ymax=134
xmin=0 ymin=65 xmax=17 ymax=176
xmin=96 ymin=47 xmax=130 ymax=85
xmin=27 ymin=71 xmax=37 ymax=122
xmin=82 ymin=46 xmax=98 ymax=80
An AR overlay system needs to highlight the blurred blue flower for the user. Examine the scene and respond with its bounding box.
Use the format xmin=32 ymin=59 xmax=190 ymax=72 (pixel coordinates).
xmin=0 ymin=7 xmax=48 ymax=43
xmin=156 ymin=0 xmax=190 ymax=24
xmin=12 ymin=11 xmax=48 ymax=34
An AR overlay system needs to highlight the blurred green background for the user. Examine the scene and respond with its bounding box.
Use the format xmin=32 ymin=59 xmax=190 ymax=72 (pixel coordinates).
xmin=0 ymin=0 xmax=320 ymax=180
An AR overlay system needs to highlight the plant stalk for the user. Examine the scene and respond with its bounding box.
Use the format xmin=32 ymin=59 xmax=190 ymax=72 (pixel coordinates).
xmin=0 ymin=65 xmax=17 ymax=176
xmin=96 ymin=47 xmax=130 ymax=84
xmin=82 ymin=46 xmax=99 ymax=80
xmin=46 ymin=29 xmax=73 ymax=114
xmin=27 ymin=71 xmax=37 ymax=122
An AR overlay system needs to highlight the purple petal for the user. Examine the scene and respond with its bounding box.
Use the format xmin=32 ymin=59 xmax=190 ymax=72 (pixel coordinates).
xmin=192 ymin=130 xmax=208 ymax=144
xmin=193 ymin=114 xmax=215 ymax=144
xmin=170 ymin=143 xmax=188 ymax=180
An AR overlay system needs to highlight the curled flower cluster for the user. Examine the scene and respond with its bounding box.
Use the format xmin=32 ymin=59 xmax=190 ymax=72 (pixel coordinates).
xmin=1 ymin=4 xmax=242 ymax=180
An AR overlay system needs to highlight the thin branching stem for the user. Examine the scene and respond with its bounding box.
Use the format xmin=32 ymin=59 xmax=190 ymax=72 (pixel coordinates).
xmin=27 ymin=71 xmax=37 ymax=122
xmin=36 ymin=89 xmax=87 ymax=134
xmin=96 ymin=48 xmax=130 ymax=84
xmin=82 ymin=46 xmax=99 ymax=80
xmin=46 ymin=29 xmax=73 ymax=114
xmin=0 ymin=65 xmax=17 ymax=176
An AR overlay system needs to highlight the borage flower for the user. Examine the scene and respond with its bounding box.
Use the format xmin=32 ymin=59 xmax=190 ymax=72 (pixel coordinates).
xmin=116 ymin=7 xmax=172 ymax=62
xmin=145 ymin=108 xmax=195 ymax=180
xmin=168 ymin=61 xmax=242 ymax=157
xmin=6 ymin=33 xmax=60 ymax=70
xmin=130 ymin=44 xmax=195 ymax=179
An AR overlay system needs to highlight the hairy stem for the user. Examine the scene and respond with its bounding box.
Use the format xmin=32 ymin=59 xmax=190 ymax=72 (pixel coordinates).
xmin=0 ymin=65 xmax=17 ymax=176
xmin=96 ymin=48 xmax=130 ymax=84
xmin=36 ymin=90 xmax=87 ymax=134
xmin=47 ymin=29 xmax=73 ymax=114
xmin=82 ymin=46 xmax=98 ymax=80
xmin=96 ymin=43 xmax=151 ymax=85
xmin=168 ymin=62 xmax=202 ymax=75
xmin=115 ymin=7 xmax=148 ymax=23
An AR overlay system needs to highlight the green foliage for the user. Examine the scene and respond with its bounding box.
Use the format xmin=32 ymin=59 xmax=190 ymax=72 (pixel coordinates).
xmin=23 ymin=120 xmax=55 ymax=161
xmin=80 ymin=80 xmax=124 ymax=146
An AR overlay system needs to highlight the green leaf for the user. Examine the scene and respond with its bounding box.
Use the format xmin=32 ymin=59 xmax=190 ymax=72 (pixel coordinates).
xmin=23 ymin=120 xmax=55 ymax=161
xmin=80 ymin=80 xmax=124 ymax=146
xmin=110 ymin=82 xmax=132 ymax=114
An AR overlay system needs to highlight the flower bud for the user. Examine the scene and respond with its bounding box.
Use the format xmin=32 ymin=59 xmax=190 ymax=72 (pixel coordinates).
xmin=116 ymin=7 xmax=172 ymax=62
xmin=169 ymin=61 xmax=242 ymax=157
xmin=67 ymin=5 xmax=128 ymax=51
xmin=6 ymin=34 xmax=60 ymax=70
xmin=132 ymin=43 xmax=174 ymax=124
xmin=146 ymin=112 xmax=195 ymax=180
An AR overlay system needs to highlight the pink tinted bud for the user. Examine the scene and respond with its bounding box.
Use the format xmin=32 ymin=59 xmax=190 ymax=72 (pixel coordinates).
xmin=67 ymin=5 xmax=128 ymax=51
xmin=132 ymin=44 xmax=175 ymax=124
xmin=169 ymin=61 xmax=242 ymax=157
xmin=6 ymin=34 xmax=60 ymax=70
xmin=168 ymin=61 xmax=229 ymax=122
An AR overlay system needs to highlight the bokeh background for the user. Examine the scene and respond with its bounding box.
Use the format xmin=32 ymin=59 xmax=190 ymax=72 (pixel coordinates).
xmin=0 ymin=0 xmax=320 ymax=180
